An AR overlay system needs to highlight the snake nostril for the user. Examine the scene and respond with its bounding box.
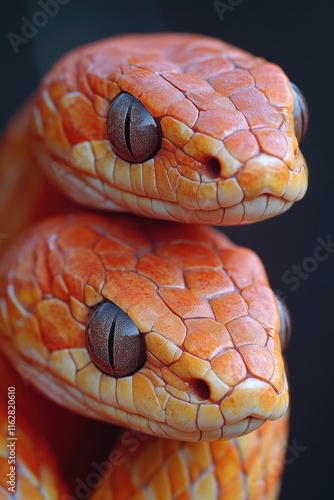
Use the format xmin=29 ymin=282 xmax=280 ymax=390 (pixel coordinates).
xmin=188 ymin=379 xmax=211 ymax=401
xmin=202 ymin=157 xmax=221 ymax=180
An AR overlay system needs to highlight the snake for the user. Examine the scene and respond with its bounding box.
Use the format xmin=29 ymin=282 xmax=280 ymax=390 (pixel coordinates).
xmin=0 ymin=33 xmax=308 ymax=498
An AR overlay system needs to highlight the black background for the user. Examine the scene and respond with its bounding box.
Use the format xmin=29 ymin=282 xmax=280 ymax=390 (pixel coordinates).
xmin=0 ymin=1 xmax=333 ymax=498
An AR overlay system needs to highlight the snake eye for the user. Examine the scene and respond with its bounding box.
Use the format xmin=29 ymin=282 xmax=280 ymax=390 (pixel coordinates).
xmin=276 ymin=297 xmax=291 ymax=352
xmin=291 ymin=83 xmax=308 ymax=143
xmin=106 ymin=92 xmax=161 ymax=163
xmin=86 ymin=301 xmax=146 ymax=377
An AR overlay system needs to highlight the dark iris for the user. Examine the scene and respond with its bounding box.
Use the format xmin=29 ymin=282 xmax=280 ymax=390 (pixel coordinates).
xmin=86 ymin=301 xmax=146 ymax=377
xmin=106 ymin=92 xmax=161 ymax=163
xmin=291 ymin=83 xmax=309 ymax=143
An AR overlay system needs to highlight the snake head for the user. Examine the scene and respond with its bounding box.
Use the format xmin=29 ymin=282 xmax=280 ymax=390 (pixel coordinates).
xmin=0 ymin=214 xmax=289 ymax=441
xmin=29 ymin=33 xmax=308 ymax=225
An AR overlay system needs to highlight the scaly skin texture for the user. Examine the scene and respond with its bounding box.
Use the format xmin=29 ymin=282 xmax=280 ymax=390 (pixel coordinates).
xmin=0 ymin=33 xmax=299 ymax=498
xmin=0 ymin=213 xmax=288 ymax=441
xmin=28 ymin=33 xmax=307 ymax=224
xmin=0 ymin=213 xmax=289 ymax=498
xmin=91 ymin=414 xmax=288 ymax=500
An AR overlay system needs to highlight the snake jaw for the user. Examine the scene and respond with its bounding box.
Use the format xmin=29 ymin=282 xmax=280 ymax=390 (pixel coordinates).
xmin=0 ymin=213 xmax=289 ymax=441
xmin=29 ymin=33 xmax=308 ymax=225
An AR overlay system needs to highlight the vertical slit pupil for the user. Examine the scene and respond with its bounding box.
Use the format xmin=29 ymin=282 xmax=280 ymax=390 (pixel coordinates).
xmin=108 ymin=313 xmax=118 ymax=369
xmin=124 ymin=101 xmax=134 ymax=158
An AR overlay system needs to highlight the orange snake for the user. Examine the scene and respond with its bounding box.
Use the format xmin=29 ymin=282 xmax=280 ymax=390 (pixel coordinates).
xmin=0 ymin=33 xmax=308 ymax=498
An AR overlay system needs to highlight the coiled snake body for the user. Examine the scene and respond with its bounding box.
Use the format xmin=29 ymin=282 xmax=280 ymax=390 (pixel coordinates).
xmin=0 ymin=34 xmax=308 ymax=498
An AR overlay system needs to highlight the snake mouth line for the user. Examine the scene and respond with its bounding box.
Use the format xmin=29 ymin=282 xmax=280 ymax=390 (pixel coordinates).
xmin=1 ymin=346 xmax=284 ymax=444
xmin=48 ymin=160 xmax=292 ymax=224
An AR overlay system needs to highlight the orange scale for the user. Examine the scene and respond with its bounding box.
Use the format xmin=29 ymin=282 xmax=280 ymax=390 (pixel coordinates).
xmin=157 ymin=242 xmax=221 ymax=270
xmin=186 ymin=56 xmax=234 ymax=79
xmin=218 ymin=247 xmax=265 ymax=290
xmin=224 ymin=130 xmax=259 ymax=163
xmin=244 ymin=104 xmax=283 ymax=129
xmin=195 ymin=109 xmax=248 ymax=140
xmin=44 ymin=113 xmax=71 ymax=156
xmin=237 ymin=155 xmax=289 ymax=198
xmin=56 ymin=226 xmax=101 ymax=250
xmin=226 ymin=316 xmax=267 ymax=347
xmin=184 ymin=318 xmax=233 ymax=359
xmin=103 ymin=271 xmax=157 ymax=311
xmin=78 ymin=74 xmax=95 ymax=100
xmin=128 ymin=295 xmax=170 ymax=333
xmin=34 ymin=240 xmax=52 ymax=295
xmin=164 ymin=91 xmax=192 ymax=120
xmin=86 ymin=71 xmax=108 ymax=98
xmin=166 ymin=449 xmax=190 ymax=497
xmin=175 ymin=148 xmax=202 ymax=171
xmin=101 ymin=253 xmax=137 ymax=271
xmin=211 ymin=349 xmax=247 ymax=386
xmin=138 ymin=254 xmax=184 ymax=287
xmin=129 ymin=56 xmax=177 ymax=73
xmin=230 ymin=86 xmax=267 ymax=111
xmin=177 ymin=164 xmax=200 ymax=182
xmin=61 ymin=94 xmax=106 ymax=144
xmin=185 ymin=90 xmax=234 ymax=111
xmin=251 ymin=63 xmax=293 ymax=108
xmin=14 ymin=276 xmax=42 ymax=311
xmin=38 ymin=90 xmax=57 ymax=124
xmin=153 ymin=313 xmax=186 ymax=346
xmin=14 ymin=239 xmax=36 ymax=280
xmin=163 ymin=71 xmax=212 ymax=93
xmin=119 ymin=68 xmax=183 ymax=116
xmin=159 ymin=146 xmax=178 ymax=167
xmin=159 ymin=288 xmax=213 ymax=319
xmin=84 ymin=283 xmax=102 ymax=307
xmin=210 ymin=293 xmax=248 ymax=325
xmin=184 ymin=269 xmax=234 ymax=298
xmin=154 ymin=158 xmax=178 ymax=202
xmin=34 ymin=298 xmax=85 ymax=350
xmin=209 ymin=68 xmax=253 ymax=96
xmin=47 ymin=248 xmax=65 ymax=276
xmin=238 ymin=345 xmax=275 ymax=381
xmin=48 ymin=80 xmax=67 ymax=105
xmin=94 ymin=237 xmax=133 ymax=254
xmin=242 ymin=284 xmax=279 ymax=330
xmin=254 ymin=128 xmax=288 ymax=158
xmin=104 ymin=221 xmax=151 ymax=254
xmin=269 ymin=363 xmax=285 ymax=394
xmin=63 ymin=248 xmax=104 ymax=300
xmin=214 ymin=445 xmax=243 ymax=489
